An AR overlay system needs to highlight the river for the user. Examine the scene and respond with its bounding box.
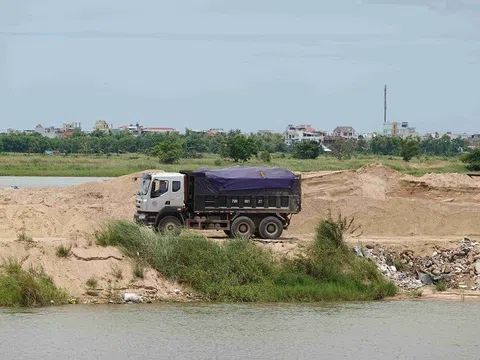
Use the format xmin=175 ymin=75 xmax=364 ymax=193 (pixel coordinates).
xmin=1 ymin=301 xmax=478 ymax=359
xmin=0 ymin=176 xmax=112 ymax=188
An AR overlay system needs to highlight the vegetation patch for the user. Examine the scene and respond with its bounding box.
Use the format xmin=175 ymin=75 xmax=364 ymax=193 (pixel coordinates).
xmin=17 ymin=232 xmax=33 ymax=243
xmin=55 ymin=244 xmax=72 ymax=258
xmin=0 ymin=260 xmax=67 ymax=307
xmin=96 ymin=217 xmax=396 ymax=302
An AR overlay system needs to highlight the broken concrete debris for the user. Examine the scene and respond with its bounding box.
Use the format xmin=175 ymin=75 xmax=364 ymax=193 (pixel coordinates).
xmin=353 ymin=237 xmax=480 ymax=291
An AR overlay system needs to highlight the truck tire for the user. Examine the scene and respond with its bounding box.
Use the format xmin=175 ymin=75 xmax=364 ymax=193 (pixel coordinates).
xmin=258 ymin=216 xmax=283 ymax=240
xmin=157 ymin=216 xmax=182 ymax=236
xmin=231 ymin=216 xmax=255 ymax=239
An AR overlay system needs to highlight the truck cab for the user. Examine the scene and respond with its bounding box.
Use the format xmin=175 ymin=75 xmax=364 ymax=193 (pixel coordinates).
xmin=134 ymin=172 xmax=185 ymax=228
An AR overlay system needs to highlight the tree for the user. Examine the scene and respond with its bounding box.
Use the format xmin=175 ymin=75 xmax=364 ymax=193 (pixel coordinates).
xmin=400 ymin=138 xmax=420 ymax=162
xmin=224 ymin=134 xmax=257 ymax=162
xmin=151 ymin=136 xmax=184 ymax=164
xmin=460 ymin=148 xmax=480 ymax=171
xmin=331 ymin=139 xmax=354 ymax=160
xmin=292 ymin=140 xmax=322 ymax=159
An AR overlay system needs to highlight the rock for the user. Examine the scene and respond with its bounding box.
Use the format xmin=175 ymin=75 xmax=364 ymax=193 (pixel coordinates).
xmin=123 ymin=293 xmax=143 ymax=303
xmin=475 ymin=262 xmax=480 ymax=274
xmin=417 ymin=271 xmax=433 ymax=285
xmin=174 ymin=289 xmax=181 ymax=295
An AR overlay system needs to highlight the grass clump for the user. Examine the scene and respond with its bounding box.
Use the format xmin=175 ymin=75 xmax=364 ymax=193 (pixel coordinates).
xmin=96 ymin=216 xmax=396 ymax=302
xmin=56 ymin=244 xmax=72 ymax=258
xmin=111 ymin=264 xmax=123 ymax=280
xmin=133 ymin=262 xmax=145 ymax=279
xmin=435 ymin=281 xmax=447 ymax=292
xmin=17 ymin=233 xmax=33 ymax=243
xmin=0 ymin=260 xmax=67 ymax=307
xmin=86 ymin=277 xmax=98 ymax=288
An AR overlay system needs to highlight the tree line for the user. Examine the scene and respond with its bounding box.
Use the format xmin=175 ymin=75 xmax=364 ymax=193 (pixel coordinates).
xmin=0 ymin=129 xmax=471 ymax=164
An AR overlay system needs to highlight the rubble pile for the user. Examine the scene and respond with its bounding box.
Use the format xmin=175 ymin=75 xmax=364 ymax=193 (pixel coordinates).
xmin=353 ymin=237 xmax=480 ymax=291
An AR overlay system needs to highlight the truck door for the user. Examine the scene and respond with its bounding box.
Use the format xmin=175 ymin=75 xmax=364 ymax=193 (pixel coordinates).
xmin=150 ymin=178 xmax=171 ymax=211
xmin=170 ymin=179 xmax=184 ymax=207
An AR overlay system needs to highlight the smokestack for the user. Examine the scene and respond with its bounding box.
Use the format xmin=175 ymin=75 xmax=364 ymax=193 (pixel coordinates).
xmin=384 ymin=85 xmax=387 ymax=123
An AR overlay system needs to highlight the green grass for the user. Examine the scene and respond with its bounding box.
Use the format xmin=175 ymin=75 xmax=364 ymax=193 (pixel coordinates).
xmin=0 ymin=260 xmax=67 ymax=307
xmin=96 ymin=217 xmax=396 ymax=302
xmin=133 ymin=262 xmax=145 ymax=279
xmin=0 ymin=152 xmax=469 ymax=177
xmin=16 ymin=232 xmax=33 ymax=243
xmin=435 ymin=281 xmax=447 ymax=292
xmin=55 ymin=244 xmax=72 ymax=258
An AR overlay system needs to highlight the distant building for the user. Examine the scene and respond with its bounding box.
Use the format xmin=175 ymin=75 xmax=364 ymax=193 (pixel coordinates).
xmin=284 ymin=124 xmax=327 ymax=146
xmin=382 ymin=122 xmax=398 ymax=137
xmin=142 ymin=127 xmax=177 ymax=134
xmin=34 ymin=124 xmax=63 ymax=139
xmin=332 ymin=126 xmax=357 ymax=139
xmin=94 ymin=120 xmax=112 ymax=133
xmin=118 ymin=123 xmax=177 ymax=136
xmin=62 ymin=122 xmax=81 ymax=139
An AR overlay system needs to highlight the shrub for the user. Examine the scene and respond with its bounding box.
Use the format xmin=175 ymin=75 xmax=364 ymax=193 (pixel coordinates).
xmin=56 ymin=244 xmax=72 ymax=258
xmin=17 ymin=233 xmax=33 ymax=243
xmin=0 ymin=260 xmax=67 ymax=307
xmin=214 ymin=159 xmax=222 ymax=166
xmin=460 ymin=149 xmax=480 ymax=171
xmin=86 ymin=277 xmax=98 ymax=288
xmin=96 ymin=219 xmax=396 ymax=302
xmin=259 ymin=151 xmax=271 ymax=163
xmin=292 ymin=141 xmax=321 ymax=159
xmin=133 ymin=262 xmax=145 ymax=279
xmin=435 ymin=281 xmax=447 ymax=292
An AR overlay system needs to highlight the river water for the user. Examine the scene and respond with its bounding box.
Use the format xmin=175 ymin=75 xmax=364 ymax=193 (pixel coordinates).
xmin=1 ymin=301 xmax=479 ymax=359
xmin=0 ymin=176 xmax=112 ymax=188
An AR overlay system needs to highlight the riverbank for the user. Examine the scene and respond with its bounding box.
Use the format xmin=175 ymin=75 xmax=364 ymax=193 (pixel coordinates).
xmin=0 ymin=152 xmax=468 ymax=177
xmin=1 ymin=163 xmax=480 ymax=305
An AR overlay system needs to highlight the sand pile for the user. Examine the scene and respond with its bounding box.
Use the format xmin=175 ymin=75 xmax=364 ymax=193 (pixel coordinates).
xmin=289 ymin=163 xmax=480 ymax=237
xmin=0 ymin=170 xmax=163 ymax=238
xmin=1 ymin=164 xmax=479 ymax=241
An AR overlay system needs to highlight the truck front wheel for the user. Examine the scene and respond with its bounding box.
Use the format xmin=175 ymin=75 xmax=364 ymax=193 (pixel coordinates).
xmin=157 ymin=216 xmax=182 ymax=236
xmin=231 ymin=216 xmax=255 ymax=239
xmin=258 ymin=216 xmax=283 ymax=240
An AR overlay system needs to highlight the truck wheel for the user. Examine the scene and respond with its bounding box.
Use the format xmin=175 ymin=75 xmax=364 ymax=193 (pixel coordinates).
xmin=231 ymin=216 xmax=255 ymax=239
xmin=157 ymin=216 xmax=182 ymax=236
xmin=258 ymin=216 xmax=283 ymax=240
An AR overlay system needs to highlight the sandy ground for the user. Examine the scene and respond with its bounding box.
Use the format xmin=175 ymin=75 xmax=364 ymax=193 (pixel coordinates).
xmin=1 ymin=163 xmax=479 ymax=302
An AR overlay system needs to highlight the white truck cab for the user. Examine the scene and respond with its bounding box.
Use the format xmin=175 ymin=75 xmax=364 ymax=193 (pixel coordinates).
xmin=135 ymin=172 xmax=185 ymax=214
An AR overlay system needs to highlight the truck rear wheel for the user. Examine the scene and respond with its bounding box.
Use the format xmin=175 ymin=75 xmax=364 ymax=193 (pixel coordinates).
xmin=157 ymin=216 xmax=182 ymax=236
xmin=231 ymin=216 xmax=255 ymax=239
xmin=258 ymin=216 xmax=283 ymax=240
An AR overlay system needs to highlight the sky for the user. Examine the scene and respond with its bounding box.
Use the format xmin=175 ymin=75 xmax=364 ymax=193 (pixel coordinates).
xmin=0 ymin=0 xmax=479 ymax=134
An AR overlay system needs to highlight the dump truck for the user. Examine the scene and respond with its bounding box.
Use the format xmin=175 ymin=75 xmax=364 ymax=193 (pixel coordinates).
xmin=133 ymin=166 xmax=302 ymax=239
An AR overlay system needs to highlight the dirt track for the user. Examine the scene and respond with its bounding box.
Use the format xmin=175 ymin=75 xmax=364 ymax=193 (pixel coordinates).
xmin=1 ymin=163 xmax=479 ymax=301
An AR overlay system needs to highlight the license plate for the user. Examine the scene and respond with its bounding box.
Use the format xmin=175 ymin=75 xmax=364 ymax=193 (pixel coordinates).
xmin=138 ymin=214 xmax=146 ymax=219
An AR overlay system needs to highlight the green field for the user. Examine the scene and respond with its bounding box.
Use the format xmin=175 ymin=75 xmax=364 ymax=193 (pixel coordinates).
xmin=0 ymin=152 xmax=469 ymax=177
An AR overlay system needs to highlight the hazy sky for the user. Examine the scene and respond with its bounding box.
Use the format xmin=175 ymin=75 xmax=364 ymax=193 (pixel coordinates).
xmin=1 ymin=0 xmax=479 ymax=134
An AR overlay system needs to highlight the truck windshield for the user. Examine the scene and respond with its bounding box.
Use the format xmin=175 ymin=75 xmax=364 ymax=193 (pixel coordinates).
xmin=139 ymin=176 xmax=151 ymax=195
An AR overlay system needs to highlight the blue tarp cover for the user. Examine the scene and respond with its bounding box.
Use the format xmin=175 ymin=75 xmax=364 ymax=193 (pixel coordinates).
xmin=194 ymin=166 xmax=295 ymax=191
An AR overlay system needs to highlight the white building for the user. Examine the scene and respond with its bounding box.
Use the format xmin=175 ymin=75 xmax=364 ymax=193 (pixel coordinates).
xmin=284 ymin=124 xmax=327 ymax=145
xmin=332 ymin=126 xmax=357 ymax=139
xmin=34 ymin=124 xmax=63 ymax=139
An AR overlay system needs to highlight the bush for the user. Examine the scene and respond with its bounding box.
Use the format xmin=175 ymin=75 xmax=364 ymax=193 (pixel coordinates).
xmin=460 ymin=149 xmax=480 ymax=171
xmin=259 ymin=151 xmax=271 ymax=163
xmin=0 ymin=261 xmax=67 ymax=307
xmin=214 ymin=159 xmax=222 ymax=166
xmin=435 ymin=281 xmax=447 ymax=292
xmin=56 ymin=244 xmax=72 ymax=258
xmin=292 ymin=141 xmax=321 ymax=159
xmin=86 ymin=277 xmax=98 ymax=288
xmin=96 ymin=219 xmax=396 ymax=302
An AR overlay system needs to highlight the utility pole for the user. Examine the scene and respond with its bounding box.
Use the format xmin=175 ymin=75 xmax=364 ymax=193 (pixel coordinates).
xmin=384 ymin=85 xmax=387 ymax=123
